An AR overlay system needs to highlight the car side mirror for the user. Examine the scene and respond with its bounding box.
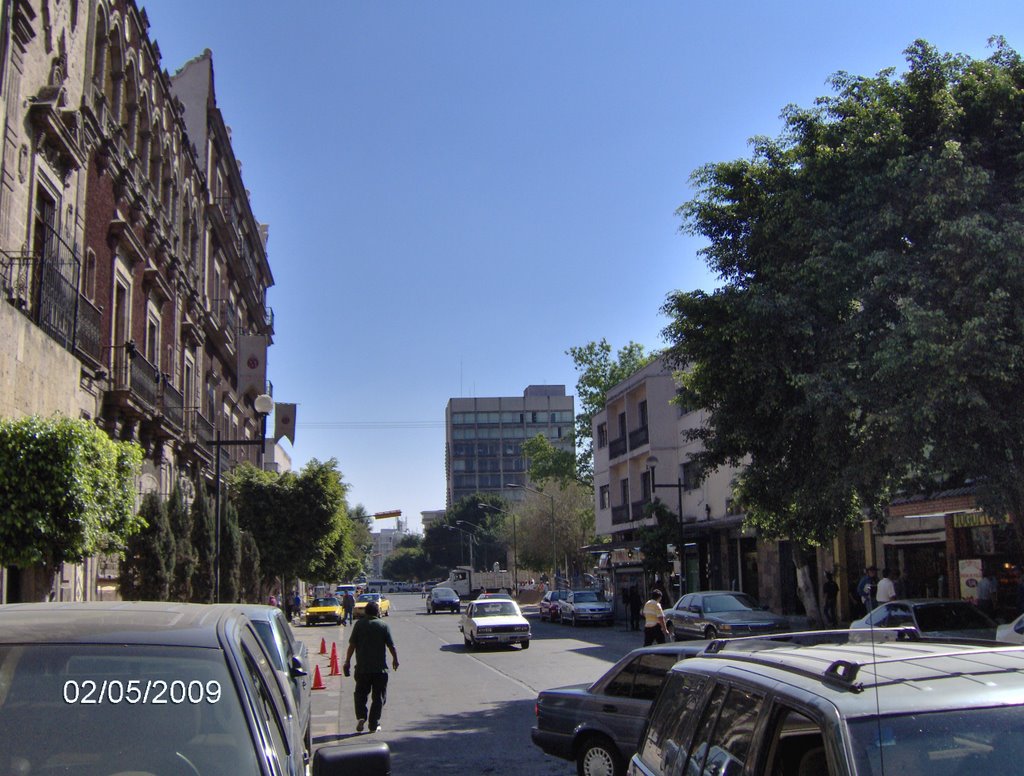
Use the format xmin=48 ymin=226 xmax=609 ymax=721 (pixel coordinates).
xmin=290 ymin=655 xmax=307 ymax=678
xmin=313 ymin=742 xmax=390 ymax=776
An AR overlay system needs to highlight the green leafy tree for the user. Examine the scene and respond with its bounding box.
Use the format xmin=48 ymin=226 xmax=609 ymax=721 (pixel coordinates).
xmin=510 ymin=481 xmax=595 ymax=580
xmin=220 ymin=501 xmax=242 ymax=603
xmin=522 ymin=434 xmax=577 ymax=487
xmin=568 ymin=339 xmax=654 ymax=486
xmin=383 ymin=547 xmax=433 ymax=581
xmin=0 ymin=415 xmax=142 ymax=600
xmin=637 ymin=500 xmax=684 ymax=605
xmin=662 ymin=38 xmax=1024 ymax=618
xmin=120 ymin=492 xmax=174 ymax=601
xmin=167 ymin=483 xmax=195 ymax=602
xmin=239 ymin=530 xmax=261 ymax=603
xmin=229 ymin=459 xmax=354 ymax=586
xmin=189 ymin=492 xmax=216 ymax=603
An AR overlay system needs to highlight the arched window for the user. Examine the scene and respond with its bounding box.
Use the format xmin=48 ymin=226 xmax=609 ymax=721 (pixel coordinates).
xmin=104 ymin=23 xmax=123 ymax=126
xmin=122 ymin=62 xmax=139 ymax=153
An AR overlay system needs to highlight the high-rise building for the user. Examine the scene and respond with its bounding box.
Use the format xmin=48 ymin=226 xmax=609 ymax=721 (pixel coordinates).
xmin=445 ymin=385 xmax=574 ymax=507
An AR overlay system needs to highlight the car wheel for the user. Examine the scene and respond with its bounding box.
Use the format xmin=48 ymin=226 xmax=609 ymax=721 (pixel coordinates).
xmin=577 ymin=735 xmax=623 ymax=776
xmin=704 ymin=625 xmax=718 ymax=640
xmin=521 ymin=639 xmax=530 ymax=649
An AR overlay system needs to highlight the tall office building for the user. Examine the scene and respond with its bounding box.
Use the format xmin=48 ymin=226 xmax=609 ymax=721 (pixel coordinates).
xmin=445 ymin=385 xmax=575 ymax=507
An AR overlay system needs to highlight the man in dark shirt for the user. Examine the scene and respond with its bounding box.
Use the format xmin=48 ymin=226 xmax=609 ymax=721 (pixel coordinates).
xmin=342 ymin=600 xmax=398 ymax=733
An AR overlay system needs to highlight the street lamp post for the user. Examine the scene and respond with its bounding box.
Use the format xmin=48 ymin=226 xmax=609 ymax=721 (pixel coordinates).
xmin=645 ymin=455 xmax=686 ymax=604
xmin=213 ymin=393 xmax=273 ymax=603
xmin=510 ymin=484 xmax=556 ymax=585
xmin=478 ymin=503 xmax=518 ymax=593
xmin=445 ymin=524 xmax=477 ymax=570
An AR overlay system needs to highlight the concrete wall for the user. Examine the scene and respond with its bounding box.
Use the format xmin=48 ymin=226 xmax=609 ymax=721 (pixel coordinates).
xmin=0 ymin=301 xmax=92 ymax=418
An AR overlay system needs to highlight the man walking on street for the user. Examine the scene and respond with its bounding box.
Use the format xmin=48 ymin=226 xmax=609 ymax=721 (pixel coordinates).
xmin=343 ymin=600 xmax=398 ymax=734
xmin=342 ymin=590 xmax=355 ymax=625
xmin=642 ymin=589 xmax=670 ymax=646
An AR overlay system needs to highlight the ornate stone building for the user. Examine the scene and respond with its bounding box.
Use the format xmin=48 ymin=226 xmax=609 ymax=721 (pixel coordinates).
xmin=0 ymin=0 xmax=275 ymax=602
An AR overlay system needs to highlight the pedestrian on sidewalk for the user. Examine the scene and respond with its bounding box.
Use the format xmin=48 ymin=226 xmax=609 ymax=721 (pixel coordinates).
xmin=642 ymin=589 xmax=670 ymax=646
xmin=628 ymin=587 xmax=642 ymax=631
xmin=343 ymin=600 xmax=398 ymax=734
xmin=822 ymin=572 xmax=839 ymax=627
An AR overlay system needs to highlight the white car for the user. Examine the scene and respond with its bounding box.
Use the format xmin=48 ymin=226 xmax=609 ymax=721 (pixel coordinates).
xmin=460 ymin=598 xmax=531 ymax=650
xmin=997 ymin=612 xmax=1024 ymax=643
xmin=557 ymin=589 xmax=614 ymax=626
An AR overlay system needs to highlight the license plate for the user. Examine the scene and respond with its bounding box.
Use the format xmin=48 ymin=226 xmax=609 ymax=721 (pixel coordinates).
xmin=498 ymin=635 xmax=513 ymax=643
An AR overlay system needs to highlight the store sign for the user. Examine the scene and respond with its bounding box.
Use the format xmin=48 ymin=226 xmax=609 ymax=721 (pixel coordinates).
xmin=951 ymin=512 xmax=1008 ymax=528
xmin=959 ymin=558 xmax=982 ymax=604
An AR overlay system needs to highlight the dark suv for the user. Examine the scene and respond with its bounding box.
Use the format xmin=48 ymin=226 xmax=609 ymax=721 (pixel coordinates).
xmin=630 ymin=630 xmax=1024 ymax=776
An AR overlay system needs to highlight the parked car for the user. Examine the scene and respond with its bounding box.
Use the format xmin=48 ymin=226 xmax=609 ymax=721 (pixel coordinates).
xmin=997 ymin=611 xmax=1024 ymax=643
xmin=532 ymin=641 xmax=707 ymax=776
xmin=0 ymin=602 xmax=389 ymax=776
xmin=850 ymin=598 xmax=998 ymax=640
xmin=663 ymin=590 xmax=790 ymax=640
xmin=354 ymin=592 xmax=391 ymax=618
xmin=219 ymin=604 xmax=312 ymax=756
xmin=630 ymin=631 xmax=1024 ymax=776
xmin=558 ymin=589 xmax=615 ymax=627
xmin=427 ymin=586 xmax=462 ymax=614
xmin=460 ymin=598 xmax=531 ymax=649
xmin=305 ymin=596 xmax=344 ymax=626
xmin=540 ymin=589 xmax=570 ymax=622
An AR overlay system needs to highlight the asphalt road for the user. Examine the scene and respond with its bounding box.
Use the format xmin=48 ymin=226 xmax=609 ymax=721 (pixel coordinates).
xmin=289 ymin=593 xmax=649 ymax=775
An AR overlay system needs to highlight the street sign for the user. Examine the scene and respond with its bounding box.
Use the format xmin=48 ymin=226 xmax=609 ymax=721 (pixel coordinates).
xmin=373 ymin=510 xmax=402 ymax=519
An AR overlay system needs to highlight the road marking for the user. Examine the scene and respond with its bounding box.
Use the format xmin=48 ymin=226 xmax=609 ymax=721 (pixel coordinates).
xmin=411 ymin=619 xmax=539 ymax=694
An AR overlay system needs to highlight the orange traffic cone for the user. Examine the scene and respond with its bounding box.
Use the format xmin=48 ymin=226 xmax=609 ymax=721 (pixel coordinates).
xmin=329 ymin=641 xmax=338 ymax=663
xmin=319 ymin=637 xmax=327 ymax=655
xmin=330 ymin=648 xmax=341 ymax=675
xmin=312 ymin=665 xmax=326 ymax=690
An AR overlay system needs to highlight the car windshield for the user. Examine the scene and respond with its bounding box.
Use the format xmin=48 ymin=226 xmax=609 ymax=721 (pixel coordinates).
xmin=312 ymin=597 xmax=339 ymax=607
xmin=358 ymin=594 xmax=379 ymax=602
xmin=702 ymin=593 xmax=758 ymax=613
xmin=573 ymin=592 xmax=603 ymax=603
xmin=848 ymin=706 xmax=1024 ymax=774
xmin=433 ymin=588 xmax=456 ymax=598
xmin=0 ymin=644 xmax=259 ymax=772
xmin=475 ymin=602 xmax=519 ymax=617
xmin=913 ymin=602 xmax=996 ymax=631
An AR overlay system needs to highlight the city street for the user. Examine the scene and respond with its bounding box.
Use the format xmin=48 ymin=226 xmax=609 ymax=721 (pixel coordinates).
xmin=291 ymin=593 xmax=647 ymax=775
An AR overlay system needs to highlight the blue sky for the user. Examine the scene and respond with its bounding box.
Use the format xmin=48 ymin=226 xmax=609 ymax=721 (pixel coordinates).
xmin=143 ymin=2 xmax=1022 ymax=533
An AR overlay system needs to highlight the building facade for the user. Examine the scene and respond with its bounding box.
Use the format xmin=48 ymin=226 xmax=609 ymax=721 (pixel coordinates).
xmin=445 ymin=385 xmax=574 ymax=507
xmin=0 ymin=0 xmax=276 ymax=602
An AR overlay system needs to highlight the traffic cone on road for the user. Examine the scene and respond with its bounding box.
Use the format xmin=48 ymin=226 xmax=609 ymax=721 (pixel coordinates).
xmin=319 ymin=637 xmax=327 ymax=655
xmin=329 ymin=643 xmax=341 ymax=676
xmin=312 ymin=665 xmax=326 ymax=690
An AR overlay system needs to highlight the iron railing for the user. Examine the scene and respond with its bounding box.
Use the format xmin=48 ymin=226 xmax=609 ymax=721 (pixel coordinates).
xmin=111 ymin=343 xmax=159 ymax=410
xmin=609 ymin=436 xmax=628 ymax=459
xmin=160 ymin=379 xmax=184 ymax=432
xmin=611 ymin=505 xmax=632 ymax=526
xmin=629 ymin=425 xmax=649 ymax=450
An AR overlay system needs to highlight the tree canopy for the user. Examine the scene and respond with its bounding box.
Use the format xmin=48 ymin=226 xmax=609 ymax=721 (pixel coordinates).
xmin=662 ymin=38 xmax=1024 ymax=549
xmin=568 ymin=339 xmax=654 ymax=486
xmin=228 ymin=458 xmax=358 ymax=585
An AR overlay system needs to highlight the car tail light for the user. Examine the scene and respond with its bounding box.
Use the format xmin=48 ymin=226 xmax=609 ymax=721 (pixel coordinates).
xmin=535 ymin=702 xmax=539 ymax=717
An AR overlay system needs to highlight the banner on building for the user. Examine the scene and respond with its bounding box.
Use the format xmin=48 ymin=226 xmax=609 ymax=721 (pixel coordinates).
xmin=237 ymin=335 xmax=268 ymax=397
xmin=274 ymin=402 xmax=296 ymax=444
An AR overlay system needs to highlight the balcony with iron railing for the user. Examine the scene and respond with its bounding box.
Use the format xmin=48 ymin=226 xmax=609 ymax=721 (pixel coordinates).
xmin=159 ymin=379 xmax=184 ymax=433
xmin=1 ymin=222 xmax=102 ymax=367
xmin=110 ymin=343 xmax=160 ymax=412
xmin=631 ymin=498 xmax=652 ymax=520
xmin=628 ymin=425 xmax=649 ymax=450
xmin=609 ymin=436 xmax=628 ymax=460
xmin=611 ymin=504 xmax=632 ymax=526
